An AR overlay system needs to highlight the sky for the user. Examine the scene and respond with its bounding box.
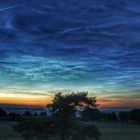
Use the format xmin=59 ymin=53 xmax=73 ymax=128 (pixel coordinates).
xmin=0 ymin=0 xmax=140 ymax=108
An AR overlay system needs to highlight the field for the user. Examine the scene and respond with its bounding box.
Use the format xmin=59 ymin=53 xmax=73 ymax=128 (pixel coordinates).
xmin=90 ymin=122 xmax=140 ymax=140
xmin=0 ymin=121 xmax=140 ymax=140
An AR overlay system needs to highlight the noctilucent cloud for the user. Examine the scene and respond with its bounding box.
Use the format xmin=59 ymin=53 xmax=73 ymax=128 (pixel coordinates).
xmin=0 ymin=0 xmax=140 ymax=108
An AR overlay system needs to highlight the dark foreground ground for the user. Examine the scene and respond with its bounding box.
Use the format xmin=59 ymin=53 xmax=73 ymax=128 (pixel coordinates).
xmin=0 ymin=121 xmax=140 ymax=140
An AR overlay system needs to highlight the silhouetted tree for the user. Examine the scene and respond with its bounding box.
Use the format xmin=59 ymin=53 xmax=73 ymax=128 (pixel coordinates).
xmin=9 ymin=112 xmax=21 ymax=117
xmin=23 ymin=111 xmax=32 ymax=117
xmin=101 ymin=111 xmax=118 ymax=121
xmin=101 ymin=111 xmax=108 ymax=120
xmin=33 ymin=112 xmax=38 ymax=117
xmin=110 ymin=112 xmax=118 ymax=121
xmin=82 ymin=107 xmax=102 ymax=120
xmin=119 ymin=111 xmax=128 ymax=122
xmin=39 ymin=112 xmax=47 ymax=116
xmin=51 ymin=92 xmax=100 ymax=140
xmin=14 ymin=92 xmax=101 ymax=140
xmin=8 ymin=112 xmax=21 ymax=121
xmin=128 ymin=109 xmax=140 ymax=123
xmin=0 ymin=108 xmax=7 ymax=117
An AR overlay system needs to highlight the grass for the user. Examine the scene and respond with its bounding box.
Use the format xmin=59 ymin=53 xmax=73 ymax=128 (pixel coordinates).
xmin=0 ymin=121 xmax=140 ymax=140
xmin=90 ymin=121 xmax=140 ymax=140
xmin=0 ymin=121 xmax=23 ymax=140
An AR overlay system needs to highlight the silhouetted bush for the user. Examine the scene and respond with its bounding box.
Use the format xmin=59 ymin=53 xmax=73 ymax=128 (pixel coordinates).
xmin=73 ymin=124 xmax=101 ymax=140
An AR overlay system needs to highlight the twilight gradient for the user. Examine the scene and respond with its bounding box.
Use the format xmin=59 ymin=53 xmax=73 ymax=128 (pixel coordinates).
xmin=0 ymin=0 xmax=140 ymax=108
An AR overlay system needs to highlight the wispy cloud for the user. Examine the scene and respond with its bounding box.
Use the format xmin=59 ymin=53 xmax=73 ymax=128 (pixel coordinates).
xmin=0 ymin=0 xmax=140 ymax=108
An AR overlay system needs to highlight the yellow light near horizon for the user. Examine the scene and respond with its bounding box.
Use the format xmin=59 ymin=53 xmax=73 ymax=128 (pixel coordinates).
xmin=0 ymin=92 xmax=52 ymax=107
xmin=0 ymin=92 xmax=49 ymax=98
xmin=0 ymin=92 xmax=140 ymax=108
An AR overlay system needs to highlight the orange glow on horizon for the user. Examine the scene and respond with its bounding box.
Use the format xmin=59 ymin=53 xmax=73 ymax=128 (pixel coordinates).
xmin=0 ymin=95 xmax=140 ymax=108
xmin=0 ymin=99 xmax=51 ymax=107
xmin=97 ymin=98 xmax=140 ymax=109
xmin=0 ymin=94 xmax=52 ymax=107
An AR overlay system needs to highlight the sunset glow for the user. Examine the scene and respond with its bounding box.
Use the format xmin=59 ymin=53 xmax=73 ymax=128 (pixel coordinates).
xmin=0 ymin=0 xmax=140 ymax=109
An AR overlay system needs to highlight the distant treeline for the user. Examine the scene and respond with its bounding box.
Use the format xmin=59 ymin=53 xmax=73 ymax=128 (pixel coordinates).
xmin=0 ymin=108 xmax=47 ymax=121
xmin=82 ymin=107 xmax=140 ymax=124
xmin=0 ymin=107 xmax=140 ymax=124
xmin=118 ymin=109 xmax=140 ymax=123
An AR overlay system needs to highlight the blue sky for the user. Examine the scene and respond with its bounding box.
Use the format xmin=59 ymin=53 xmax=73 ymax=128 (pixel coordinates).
xmin=0 ymin=0 xmax=140 ymax=108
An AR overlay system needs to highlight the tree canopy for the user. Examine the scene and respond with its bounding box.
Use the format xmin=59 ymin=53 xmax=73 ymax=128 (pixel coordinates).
xmin=14 ymin=92 xmax=101 ymax=140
